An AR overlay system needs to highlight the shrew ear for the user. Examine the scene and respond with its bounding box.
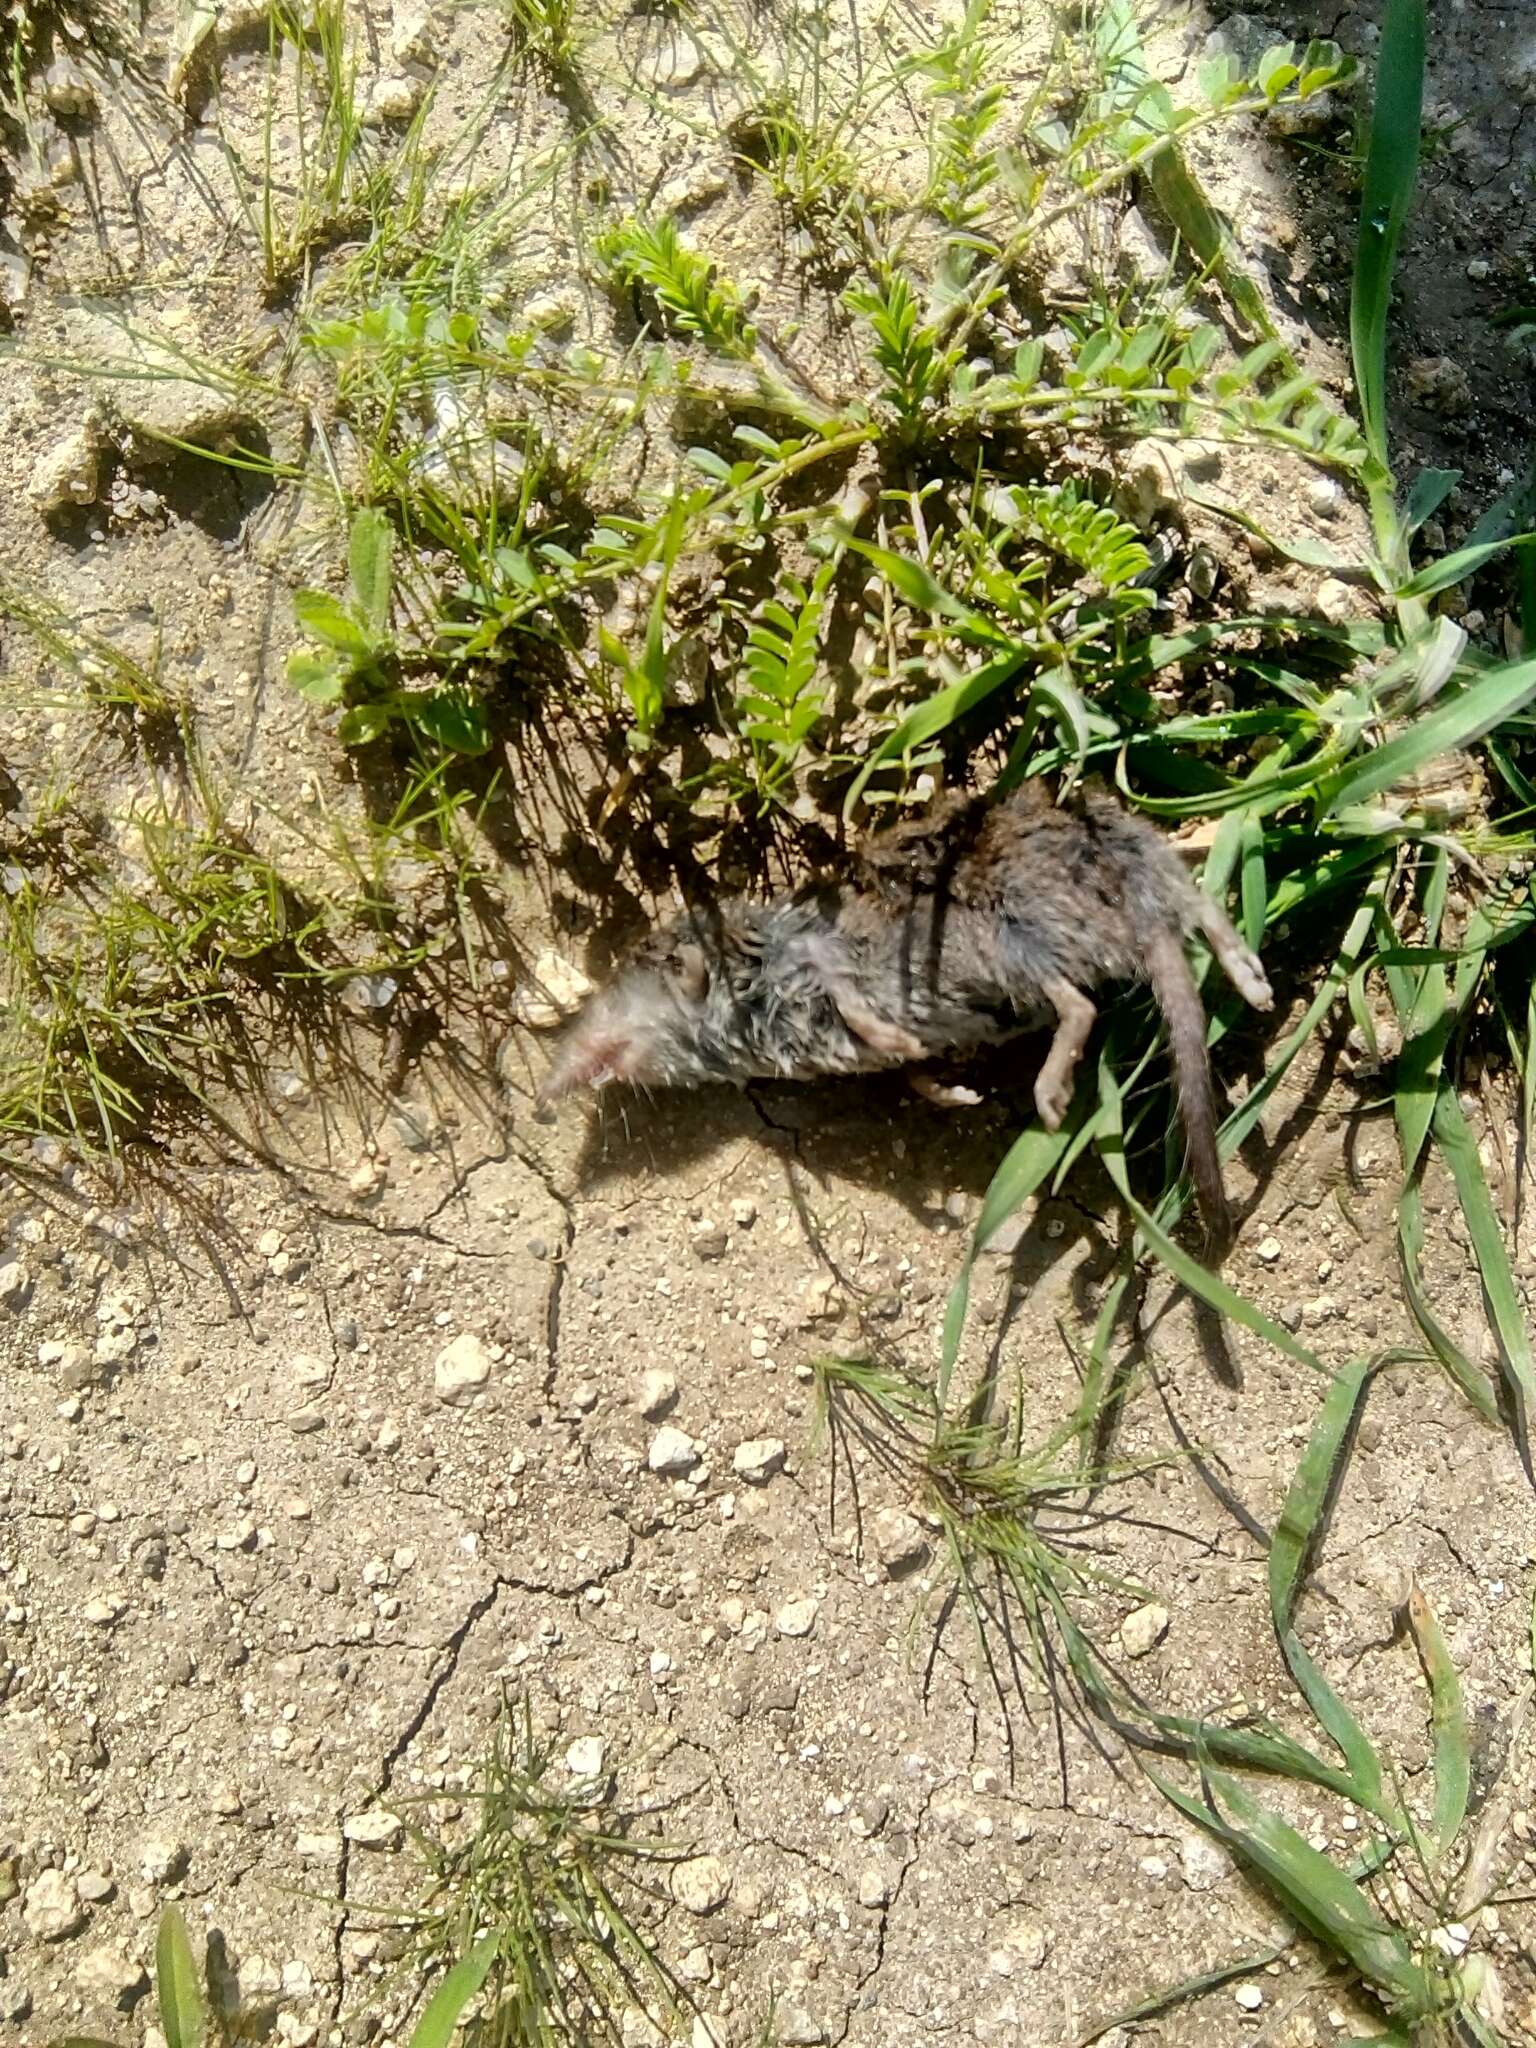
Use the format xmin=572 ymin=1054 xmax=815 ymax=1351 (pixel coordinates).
xmin=668 ymin=943 xmax=708 ymax=1003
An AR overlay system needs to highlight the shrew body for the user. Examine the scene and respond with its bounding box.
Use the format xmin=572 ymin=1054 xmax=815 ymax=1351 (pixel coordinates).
xmin=538 ymin=781 xmax=1272 ymax=1240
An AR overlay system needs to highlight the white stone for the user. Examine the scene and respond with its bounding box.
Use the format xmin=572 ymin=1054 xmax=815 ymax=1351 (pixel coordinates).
xmin=389 ymin=11 xmax=434 ymax=65
xmin=671 ymin=1854 xmax=730 ymax=1914
xmin=1002 ymin=1920 xmax=1051 ymax=1969
xmin=775 ymin=1596 xmax=820 ymax=1639
xmin=1118 ymin=1602 xmax=1170 ymax=1659
xmin=523 ymin=288 xmax=580 ymax=334
xmin=362 ymin=73 xmax=426 ymax=124
xmin=647 ymin=1426 xmax=700 ymax=1475
xmin=1234 ymin=1982 xmax=1264 ymax=2011
xmin=1179 ymin=1830 xmax=1232 ymax=1892
xmin=512 ymin=949 xmax=594 ymax=1030
xmin=434 ymin=1331 xmax=492 ymax=1405
xmin=75 ymin=1944 xmax=148 ymax=2004
xmin=24 ymin=1869 xmax=85 ymax=1940
xmin=638 ymin=1369 xmax=677 ymax=1418
xmin=565 ymin=1736 xmax=606 ymax=1778
xmin=774 ymin=2002 xmax=826 ymax=2046
xmin=294 ymin=1831 xmax=340 ymax=1863
xmin=138 ymin=1839 xmax=188 ymax=1884
xmin=30 ymin=428 xmax=103 ymax=514
xmin=870 ymin=1507 xmax=928 ymax=1577
xmin=342 ymin=1809 xmax=402 ymax=1849
xmin=732 ymin=1437 xmax=785 ymax=1484
xmin=0 ymin=1260 xmax=30 ymax=1307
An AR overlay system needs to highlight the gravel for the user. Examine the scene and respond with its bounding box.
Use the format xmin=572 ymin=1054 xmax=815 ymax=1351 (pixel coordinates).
xmin=1118 ymin=1603 xmax=1170 ymax=1659
xmin=647 ymin=1426 xmax=701 ymax=1475
xmin=670 ymin=1854 xmax=730 ymax=1914
xmin=434 ymin=1332 xmax=492 ymax=1405
xmin=731 ymin=1437 xmax=785 ymax=1484
xmin=24 ymin=1870 xmax=85 ymax=1941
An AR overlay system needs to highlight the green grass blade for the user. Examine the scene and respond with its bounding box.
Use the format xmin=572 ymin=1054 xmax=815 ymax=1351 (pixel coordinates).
xmin=1403 ymin=466 xmax=1460 ymax=535
xmin=1094 ymin=0 xmax=1278 ymax=343
xmin=1103 ymin=1158 xmax=1324 ymax=1373
xmin=406 ymin=1936 xmax=500 ymax=2048
xmin=844 ymin=645 xmax=1029 ymax=817
xmin=1397 ymin=1182 xmax=1499 ymax=1421
xmin=349 ymin=506 xmax=395 ymax=635
xmin=940 ymin=1116 xmax=1081 ymax=1399
xmin=1268 ymin=1359 xmax=1389 ymax=1815
xmin=1321 ymin=654 xmax=1536 ymax=816
xmin=1166 ymin=1767 xmax=1435 ymax=2013
xmin=1405 ymin=1584 xmax=1470 ymax=1863
xmin=839 ymin=533 xmax=1007 ymax=636
xmin=1058 ymin=1608 xmax=1360 ymax=1799
xmin=1395 ymin=532 xmax=1536 ymax=599
xmin=155 ymin=1907 xmax=205 ymax=2048
xmin=1350 ymin=0 xmax=1425 ymax=477
xmin=1431 ymin=1082 xmax=1535 ymax=1458
xmin=1074 ymin=1943 xmax=1289 ymax=2046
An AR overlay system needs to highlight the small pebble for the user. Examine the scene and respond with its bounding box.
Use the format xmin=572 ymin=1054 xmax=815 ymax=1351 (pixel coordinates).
xmin=138 ymin=1839 xmax=188 ymax=1885
xmin=24 ymin=1870 xmax=85 ymax=1941
xmin=775 ymin=1596 xmax=820 ymax=1638
xmin=565 ymin=1736 xmax=606 ymax=1778
xmin=362 ymin=73 xmax=426 ymax=123
xmin=74 ymin=1945 xmax=147 ymax=2007
xmin=342 ymin=1810 xmax=402 ymax=1850
xmin=639 ymin=1369 xmax=678 ymax=1418
xmin=434 ymin=1331 xmax=492 ymax=1406
xmin=1118 ymin=1602 xmax=1170 ymax=1659
xmin=647 ymin=1426 xmax=700 ymax=1476
xmin=731 ymin=1437 xmax=785 ymax=1484
xmin=671 ymin=1854 xmax=730 ymax=1914
xmin=512 ymin=949 xmax=594 ymax=1029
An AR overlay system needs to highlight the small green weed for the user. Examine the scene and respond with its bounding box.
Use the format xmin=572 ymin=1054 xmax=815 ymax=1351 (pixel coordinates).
xmin=44 ymin=1904 xmax=210 ymax=2048
xmin=375 ymin=1693 xmax=685 ymax=2048
xmin=288 ymin=507 xmax=492 ymax=755
xmin=596 ymin=213 xmax=757 ymax=357
xmin=504 ymin=0 xmax=582 ymax=73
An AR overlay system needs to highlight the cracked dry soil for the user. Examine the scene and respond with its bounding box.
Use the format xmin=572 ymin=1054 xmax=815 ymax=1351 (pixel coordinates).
xmin=4 ymin=0 xmax=1536 ymax=2044
xmin=3 ymin=1054 xmax=1535 ymax=2048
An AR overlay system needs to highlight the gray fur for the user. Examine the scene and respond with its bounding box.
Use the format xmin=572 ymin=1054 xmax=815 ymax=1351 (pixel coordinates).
xmin=538 ymin=782 xmax=1272 ymax=1237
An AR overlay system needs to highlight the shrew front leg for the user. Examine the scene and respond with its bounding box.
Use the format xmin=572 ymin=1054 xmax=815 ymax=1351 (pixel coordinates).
xmin=825 ymin=979 xmax=929 ymax=1064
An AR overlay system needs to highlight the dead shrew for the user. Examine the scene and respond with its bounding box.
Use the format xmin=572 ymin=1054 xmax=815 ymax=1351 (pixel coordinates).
xmin=538 ymin=781 xmax=1272 ymax=1242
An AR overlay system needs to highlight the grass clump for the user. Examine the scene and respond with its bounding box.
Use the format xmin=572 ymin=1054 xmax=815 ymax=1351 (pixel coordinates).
xmin=366 ymin=1695 xmax=686 ymax=2048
